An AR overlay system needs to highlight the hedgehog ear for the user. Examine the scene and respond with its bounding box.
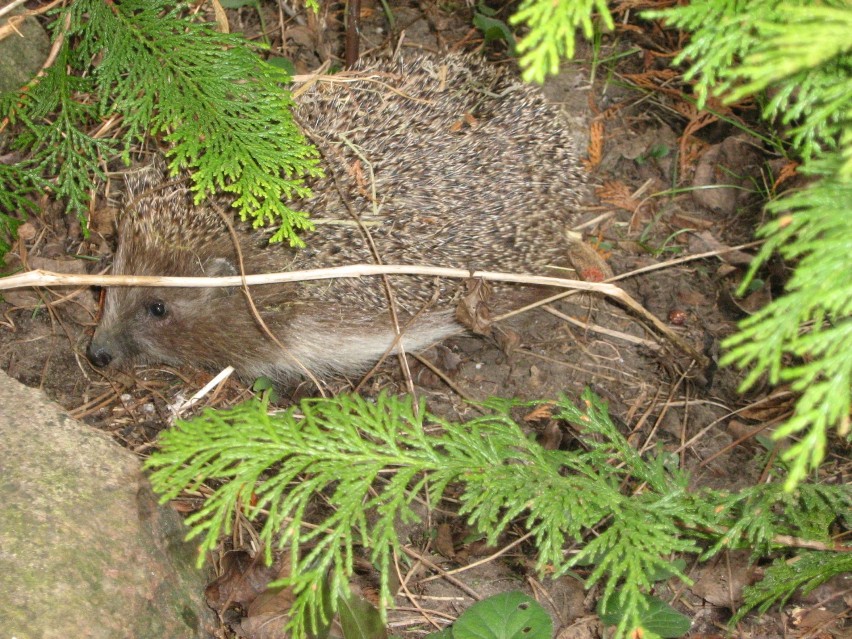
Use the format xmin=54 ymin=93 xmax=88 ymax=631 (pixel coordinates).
xmin=201 ymin=257 xmax=239 ymax=299
xmin=204 ymin=256 xmax=238 ymax=276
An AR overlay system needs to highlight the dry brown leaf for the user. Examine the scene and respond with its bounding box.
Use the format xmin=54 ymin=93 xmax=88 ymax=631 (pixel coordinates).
xmin=773 ymin=161 xmax=799 ymax=190
xmin=726 ymin=419 xmax=764 ymax=442
xmin=0 ymin=288 xmax=40 ymax=308
xmin=557 ymin=623 xmax=601 ymax=639
xmin=283 ymin=26 xmax=316 ymax=55
xmin=239 ymin=612 xmax=291 ymax=639
xmin=89 ymin=206 xmax=118 ymax=236
xmin=209 ymin=0 xmax=229 ymax=33
xmin=739 ymin=389 xmax=796 ymax=422
xmin=679 ymin=113 xmax=718 ymax=180
xmin=612 ymin=0 xmax=675 ymax=16
xmin=494 ymin=327 xmax=521 ymax=359
xmin=586 ymin=120 xmax=604 ymax=169
xmin=596 ymin=180 xmax=640 ymax=213
xmin=716 ymin=263 xmax=739 ymax=278
xmin=17 ymin=222 xmax=36 ymax=241
xmin=540 ymin=420 xmax=563 ymax=450
xmin=434 ymin=523 xmax=456 ymax=559
xmin=692 ymin=136 xmax=763 ymax=215
xmin=791 ymin=607 xmax=839 ymax=632
xmin=568 ymin=237 xmax=613 ymax=282
xmin=205 ymin=550 xmax=286 ymax=610
xmin=720 ymin=278 xmax=772 ymax=315
xmin=457 ymin=538 xmax=499 ymax=561
xmin=690 ymin=550 xmax=759 ymax=607
xmin=240 ymin=556 xmax=300 ymax=639
xmin=524 ymin=402 xmax=556 ymax=422
xmin=668 ymin=210 xmax=715 ymax=231
xmin=687 ymin=231 xmax=754 ymax=266
xmin=3 ymin=256 xmax=90 ymax=308
xmin=247 ymin=581 xmax=296 ymax=617
xmin=455 ymin=278 xmax=492 ymax=336
xmin=26 ymin=256 xmax=89 ymax=274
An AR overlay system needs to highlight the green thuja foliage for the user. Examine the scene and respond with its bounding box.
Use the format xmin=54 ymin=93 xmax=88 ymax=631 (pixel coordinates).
xmin=509 ymin=0 xmax=613 ymax=83
xmin=146 ymin=391 xmax=851 ymax=639
xmin=705 ymin=480 xmax=850 ymax=558
xmin=0 ymin=163 xmax=43 ymax=259
xmin=0 ymin=0 xmax=321 ymax=243
xmin=644 ymin=0 xmax=852 ymax=487
xmin=649 ymin=2 xmax=852 ymax=173
xmin=722 ymin=176 xmax=852 ymax=487
xmin=733 ymin=550 xmax=852 ymax=623
xmin=512 ymin=0 xmax=851 ymax=488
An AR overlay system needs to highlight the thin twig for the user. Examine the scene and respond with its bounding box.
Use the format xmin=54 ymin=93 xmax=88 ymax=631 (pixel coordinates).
xmin=0 ymin=0 xmax=28 ymax=20
xmin=0 ymin=264 xmax=650 ymax=292
xmin=3 ymin=264 xmax=707 ymax=364
xmin=418 ymin=532 xmax=533 ymax=583
xmin=400 ymin=546 xmax=482 ymax=601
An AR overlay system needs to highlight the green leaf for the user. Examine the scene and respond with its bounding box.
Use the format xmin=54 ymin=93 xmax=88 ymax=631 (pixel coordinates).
xmin=452 ymin=592 xmax=551 ymax=639
xmin=645 ymin=558 xmax=687 ymax=584
xmin=338 ymin=590 xmax=387 ymax=639
xmin=268 ymin=56 xmax=297 ymax=75
xmin=598 ymin=594 xmax=691 ymax=639
xmin=219 ymin=0 xmax=260 ymax=8
xmin=251 ymin=376 xmax=280 ymax=403
xmin=472 ymin=14 xmax=517 ymax=53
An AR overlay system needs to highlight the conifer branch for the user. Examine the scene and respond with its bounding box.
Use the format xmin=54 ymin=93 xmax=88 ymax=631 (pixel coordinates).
xmin=146 ymin=391 xmax=851 ymax=638
xmin=649 ymin=0 xmax=852 ymax=483
xmin=1 ymin=0 xmax=322 ymax=243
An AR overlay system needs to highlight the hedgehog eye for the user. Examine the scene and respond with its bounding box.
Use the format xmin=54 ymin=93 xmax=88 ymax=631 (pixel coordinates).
xmin=147 ymin=300 xmax=167 ymax=318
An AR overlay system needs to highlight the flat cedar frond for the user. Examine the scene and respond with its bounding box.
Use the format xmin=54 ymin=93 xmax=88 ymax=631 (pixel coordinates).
xmin=706 ymin=482 xmax=852 ymax=558
xmin=510 ymin=0 xmax=614 ymax=83
xmin=0 ymin=162 xmax=43 ymax=257
xmin=722 ymin=173 xmax=852 ymax=486
xmin=574 ymin=499 xmax=697 ymax=636
xmin=7 ymin=44 xmax=115 ymax=220
xmin=648 ymin=0 xmax=852 ymax=485
xmin=733 ymin=551 xmax=852 ymax=623
xmin=648 ymin=0 xmax=852 ymax=173
xmin=146 ymin=390 xmax=849 ymax=638
xmin=2 ymin=0 xmax=321 ymax=243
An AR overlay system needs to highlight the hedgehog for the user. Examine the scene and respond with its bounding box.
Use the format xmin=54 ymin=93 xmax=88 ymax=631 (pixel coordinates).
xmin=86 ymin=52 xmax=586 ymax=382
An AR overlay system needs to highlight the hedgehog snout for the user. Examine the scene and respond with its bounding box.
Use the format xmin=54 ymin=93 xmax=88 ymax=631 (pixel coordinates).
xmin=87 ymin=340 xmax=114 ymax=368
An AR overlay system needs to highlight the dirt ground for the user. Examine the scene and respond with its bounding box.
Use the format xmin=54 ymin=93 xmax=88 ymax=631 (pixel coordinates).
xmin=1 ymin=2 xmax=849 ymax=639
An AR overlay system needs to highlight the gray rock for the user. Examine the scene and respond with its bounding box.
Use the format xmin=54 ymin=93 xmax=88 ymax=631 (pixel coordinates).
xmin=0 ymin=7 xmax=51 ymax=93
xmin=0 ymin=370 xmax=217 ymax=639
